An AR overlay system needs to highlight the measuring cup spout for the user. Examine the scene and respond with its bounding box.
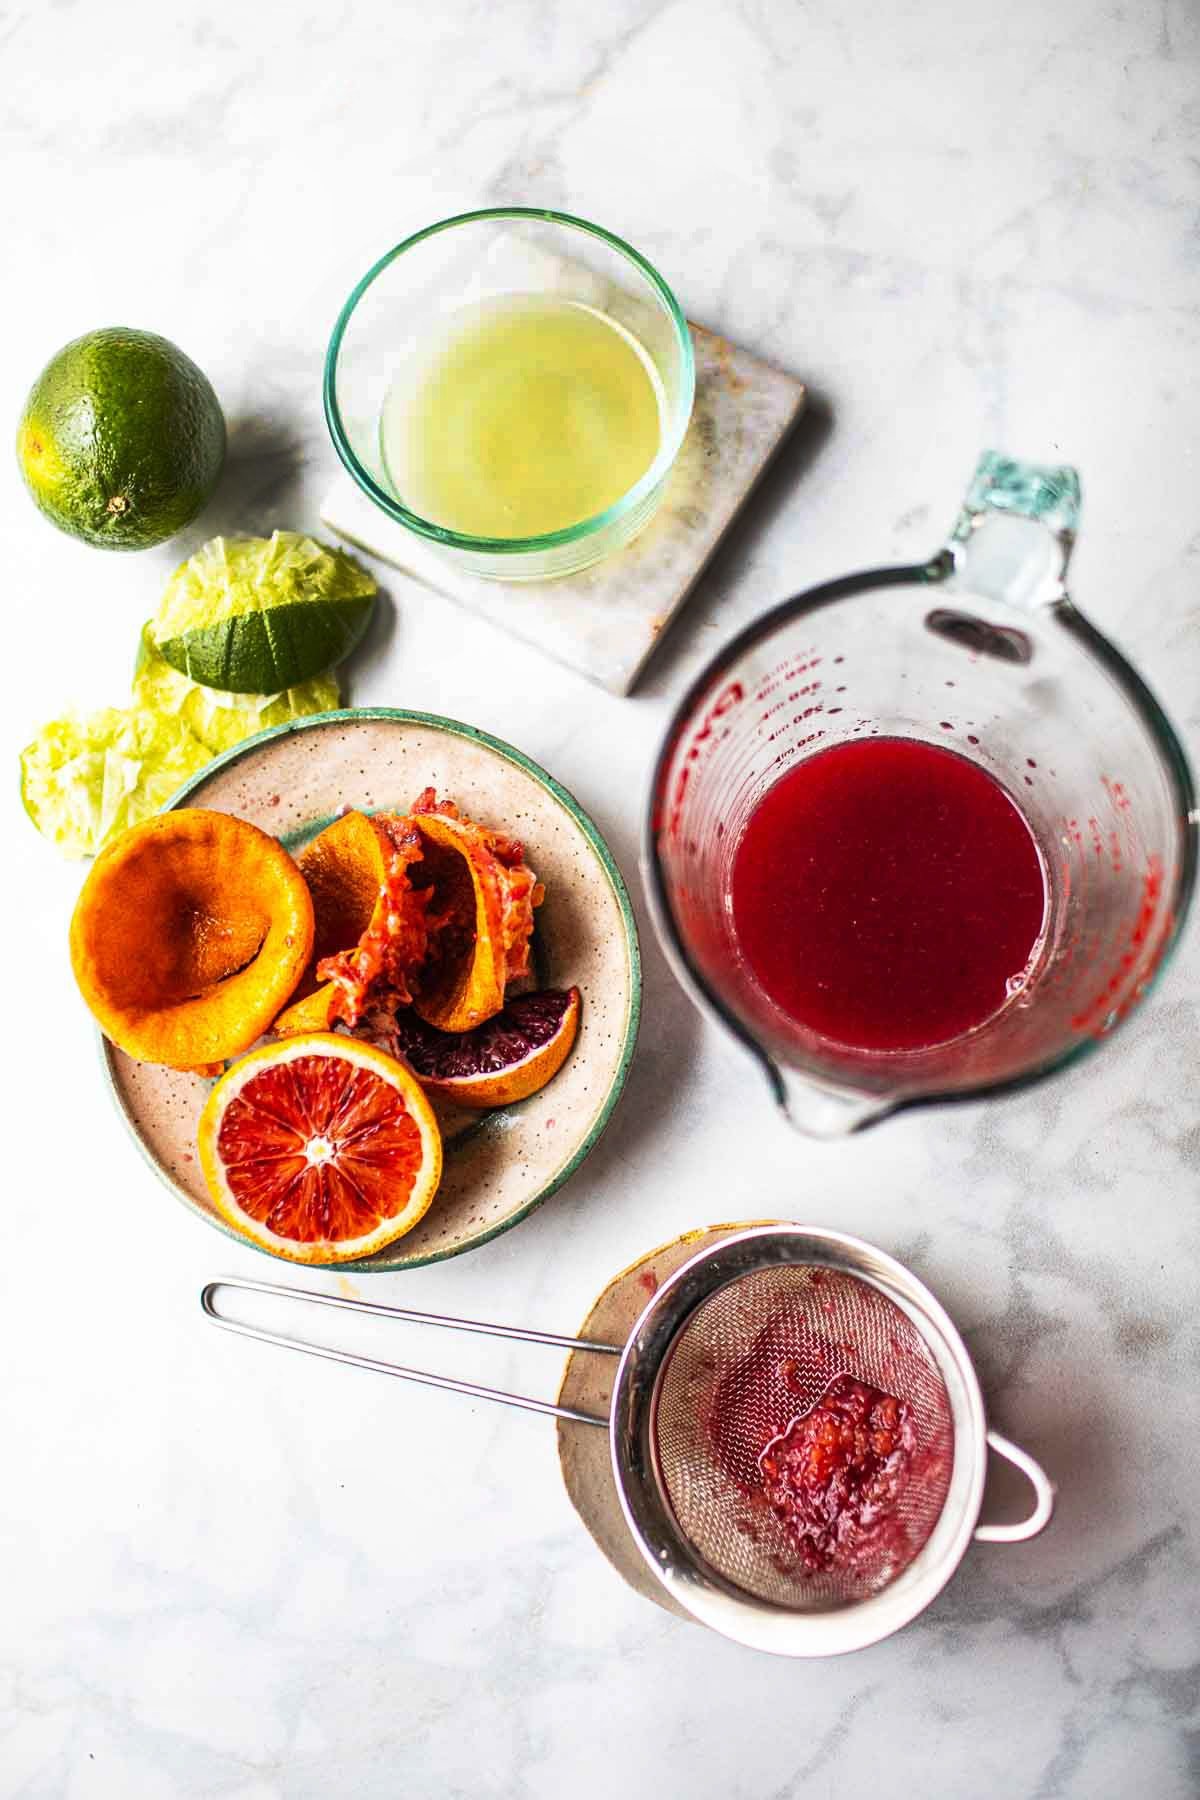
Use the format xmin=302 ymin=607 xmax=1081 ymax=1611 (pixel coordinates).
xmin=769 ymin=1060 xmax=894 ymax=1139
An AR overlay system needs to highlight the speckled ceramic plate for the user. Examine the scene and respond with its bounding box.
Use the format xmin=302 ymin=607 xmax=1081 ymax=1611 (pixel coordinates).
xmin=102 ymin=709 xmax=640 ymax=1271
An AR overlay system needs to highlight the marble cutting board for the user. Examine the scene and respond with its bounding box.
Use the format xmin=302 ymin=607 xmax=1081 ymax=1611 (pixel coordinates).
xmin=321 ymin=323 xmax=805 ymax=694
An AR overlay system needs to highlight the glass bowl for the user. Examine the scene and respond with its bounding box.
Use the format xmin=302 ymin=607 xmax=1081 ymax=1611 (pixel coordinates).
xmin=324 ymin=208 xmax=695 ymax=581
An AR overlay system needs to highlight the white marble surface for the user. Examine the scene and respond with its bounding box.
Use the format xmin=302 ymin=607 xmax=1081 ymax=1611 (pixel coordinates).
xmin=3 ymin=2 xmax=1198 ymax=1796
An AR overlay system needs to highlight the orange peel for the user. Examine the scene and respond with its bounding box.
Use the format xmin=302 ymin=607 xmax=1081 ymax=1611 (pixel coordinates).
xmin=276 ymin=809 xmax=432 ymax=1034
xmin=296 ymin=810 xmax=391 ymax=966
xmin=409 ymin=790 xmax=542 ymax=1033
xmin=272 ymin=983 xmax=343 ymax=1036
xmin=275 ymin=793 xmax=543 ymax=1039
xmin=275 ymin=810 xmax=394 ymax=1034
xmin=70 ymin=808 xmax=313 ymax=1069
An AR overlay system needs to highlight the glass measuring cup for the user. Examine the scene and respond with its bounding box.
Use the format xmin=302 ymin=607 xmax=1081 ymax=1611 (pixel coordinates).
xmin=645 ymin=453 xmax=1197 ymax=1135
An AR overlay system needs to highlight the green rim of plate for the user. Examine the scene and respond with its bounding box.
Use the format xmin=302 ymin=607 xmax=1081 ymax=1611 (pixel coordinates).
xmin=99 ymin=707 xmax=642 ymax=1272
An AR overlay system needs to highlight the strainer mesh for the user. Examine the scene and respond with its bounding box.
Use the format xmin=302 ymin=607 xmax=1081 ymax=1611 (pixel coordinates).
xmin=653 ymin=1266 xmax=955 ymax=1608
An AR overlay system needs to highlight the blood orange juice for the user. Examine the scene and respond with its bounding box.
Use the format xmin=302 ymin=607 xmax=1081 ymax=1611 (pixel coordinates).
xmin=729 ymin=738 xmax=1047 ymax=1053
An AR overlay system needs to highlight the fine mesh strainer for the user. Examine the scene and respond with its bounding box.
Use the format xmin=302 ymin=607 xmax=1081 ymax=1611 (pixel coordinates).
xmin=650 ymin=1262 xmax=953 ymax=1612
xmin=609 ymin=1225 xmax=1053 ymax=1653
xmin=202 ymin=1224 xmax=1053 ymax=1656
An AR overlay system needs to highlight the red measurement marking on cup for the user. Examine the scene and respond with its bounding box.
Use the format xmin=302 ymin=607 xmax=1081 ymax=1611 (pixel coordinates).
xmin=660 ymin=679 xmax=745 ymax=839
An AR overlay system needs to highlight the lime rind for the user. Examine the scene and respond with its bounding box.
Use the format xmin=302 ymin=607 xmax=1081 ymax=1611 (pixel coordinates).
xmin=19 ymin=707 xmax=212 ymax=859
xmin=17 ymin=327 xmax=226 ymax=552
xmin=151 ymin=531 xmax=376 ymax=693
xmin=20 ymin=639 xmax=342 ymax=859
xmin=133 ymin=628 xmax=340 ymax=753
xmin=22 ymin=529 xmax=365 ymax=858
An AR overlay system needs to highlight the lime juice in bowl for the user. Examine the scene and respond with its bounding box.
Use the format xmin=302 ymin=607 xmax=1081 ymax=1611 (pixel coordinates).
xmin=379 ymin=293 xmax=667 ymax=539
xmin=325 ymin=209 xmax=695 ymax=580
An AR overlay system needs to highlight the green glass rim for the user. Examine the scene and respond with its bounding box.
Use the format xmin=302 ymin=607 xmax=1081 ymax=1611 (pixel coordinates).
xmin=100 ymin=706 xmax=643 ymax=1273
xmin=323 ymin=206 xmax=696 ymax=554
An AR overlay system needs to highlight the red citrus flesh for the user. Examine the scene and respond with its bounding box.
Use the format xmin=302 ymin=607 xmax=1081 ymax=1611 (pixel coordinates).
xmin=365 ymin=987 xmax=580 ymax=1108
xmin=215 ymin=1052 xmax=428 ymax=1242
xmin=758 ymin=1376 xmax=914 ymax=1572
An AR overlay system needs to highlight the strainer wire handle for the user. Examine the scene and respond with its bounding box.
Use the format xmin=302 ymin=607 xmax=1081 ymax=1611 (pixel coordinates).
xmin=200 ymin=1276 xmax=617 ymax=1428
xmin=974 ymin=1430 xmax=1056 ymax=1543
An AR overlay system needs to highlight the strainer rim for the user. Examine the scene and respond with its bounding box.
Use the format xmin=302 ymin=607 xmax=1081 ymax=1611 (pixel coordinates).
xmin=608 ymin=1223 xmax=990 ymax=1656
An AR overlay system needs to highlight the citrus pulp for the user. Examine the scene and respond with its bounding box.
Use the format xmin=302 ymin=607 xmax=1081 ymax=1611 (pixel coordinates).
xmin=198 ymin=1034 xmax=442 ymax=1263
xmin=382 ymin=986 xmax=581 ymax=1108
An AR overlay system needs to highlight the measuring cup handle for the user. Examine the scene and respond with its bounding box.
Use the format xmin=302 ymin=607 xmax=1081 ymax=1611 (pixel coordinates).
xmin=958 ymin=450 xmax=1081 ymax=538
xmin=973 ymin=1429 xmax=1056 ymax=1543
xmin=945 ymin=450 xmax=1080 ymax=609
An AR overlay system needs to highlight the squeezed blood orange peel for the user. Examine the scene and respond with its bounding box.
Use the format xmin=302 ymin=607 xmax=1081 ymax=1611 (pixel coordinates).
xmin=379 ymin=987 xmax=581 ymax=1109
xmin=275 ymin=809 xmax=435 ymax=1036
xmin=297 ymin=809 xmax=392 ymax=964
xmin=276 ymin=793 xmax=542 ymax=1038
xmin=408 ymin=791 xmax=542 ymax=1033
xmin=198 ymin=1033 xmax=442 ymax=1263
xmin=274 ymin=809 xmax=424 ymax=1035
xmin=273 ymin=982 xmax=344 ymax=1036
xmin=69 ymin=808 xmax=313 ymax=1069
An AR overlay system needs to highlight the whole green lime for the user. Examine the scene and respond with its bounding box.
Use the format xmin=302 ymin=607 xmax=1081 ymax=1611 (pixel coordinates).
xmin=16 ymin=327 xmax=226 ymax=551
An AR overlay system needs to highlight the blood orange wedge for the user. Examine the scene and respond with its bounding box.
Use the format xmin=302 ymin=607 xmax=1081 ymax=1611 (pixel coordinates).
xmin=197 ymin=1034 xmax=442 ymax=1264
xmin=370 ymin=987 xmax=581 ymax=1109
xmin=408 ymin=790 xmax=542 ymax=1033
xmin=276 ymin=811 xmax=432 ymax=1035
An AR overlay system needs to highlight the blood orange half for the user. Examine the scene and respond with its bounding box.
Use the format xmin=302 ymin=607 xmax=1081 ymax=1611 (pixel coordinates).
xmin=197 ymin=1033 xmax=442 ymax=1264
xmin=370 ymin=987 xmax=581 ymax=1109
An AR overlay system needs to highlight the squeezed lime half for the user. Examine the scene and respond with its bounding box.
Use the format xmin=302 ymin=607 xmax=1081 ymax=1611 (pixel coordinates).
xmin=150 ymin=531 xmax=376 ymax=693
xmin=133 ymin=628 xmax=340 ymax=752
xmin=20 ymin=707 xmax=212 ymax=858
